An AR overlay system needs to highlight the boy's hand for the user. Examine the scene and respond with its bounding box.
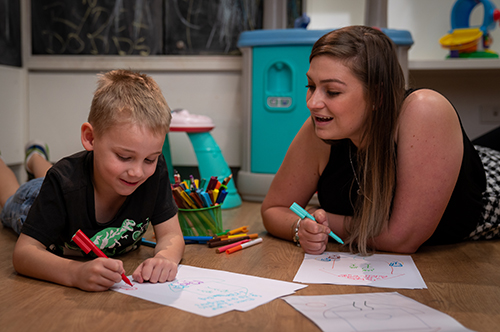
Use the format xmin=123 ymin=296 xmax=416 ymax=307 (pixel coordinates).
xmin=298 ymin=209 xmax=331 ymax=255
xmin=132 ymin=255 xmax=178 ymax=284
xmin=74 ymin=257 xmax=126 ymax=292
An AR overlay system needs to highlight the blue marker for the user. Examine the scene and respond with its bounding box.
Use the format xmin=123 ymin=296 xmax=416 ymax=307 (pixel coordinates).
xmin=141 ymin=238 xmax=156 ymax=248
xmin=183 ymin=236 xmax=213 ymax=244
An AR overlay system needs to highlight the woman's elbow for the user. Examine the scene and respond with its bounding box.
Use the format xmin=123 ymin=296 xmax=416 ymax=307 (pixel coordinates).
xmin=371 ymin=237 xmax=422 ymax=254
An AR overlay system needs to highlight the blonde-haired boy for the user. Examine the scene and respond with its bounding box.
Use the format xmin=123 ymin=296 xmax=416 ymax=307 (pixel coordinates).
xmin=2 ymin=69 xmax=184 ymax=291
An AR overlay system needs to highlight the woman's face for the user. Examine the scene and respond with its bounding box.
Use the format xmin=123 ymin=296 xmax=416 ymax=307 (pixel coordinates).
xmin=306 ymin=55 xmax=369 ymax=147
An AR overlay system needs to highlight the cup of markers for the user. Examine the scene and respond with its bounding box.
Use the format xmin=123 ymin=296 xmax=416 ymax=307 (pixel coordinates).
xmin=172 ymin=172 xmax=232 ymax=237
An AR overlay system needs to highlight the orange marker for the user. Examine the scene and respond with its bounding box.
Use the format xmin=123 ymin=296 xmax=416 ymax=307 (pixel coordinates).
xmin=228 ymin=226 xmax=249 ymax=235
xmin=226 ymin=238 xmax=263 ymax=254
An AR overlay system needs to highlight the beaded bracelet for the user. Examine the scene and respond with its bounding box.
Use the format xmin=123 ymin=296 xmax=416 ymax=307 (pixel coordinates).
xmin=292 ymin=217 xmax=302 ymax=247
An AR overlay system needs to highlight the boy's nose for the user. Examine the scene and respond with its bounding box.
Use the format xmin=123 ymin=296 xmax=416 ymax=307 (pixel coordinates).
xmin=128 ymin=163 xmax=144 ymax=178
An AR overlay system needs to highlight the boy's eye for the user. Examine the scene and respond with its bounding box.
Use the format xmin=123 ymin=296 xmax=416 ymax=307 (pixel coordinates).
xmin=145 ymin=157 xmax=158 ymax=164
xmin=117 ymin=155 xmax=130 ymax=161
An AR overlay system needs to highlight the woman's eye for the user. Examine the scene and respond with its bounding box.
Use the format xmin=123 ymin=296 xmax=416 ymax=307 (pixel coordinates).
xmin=117 ymin=155 xmax=130 ymax=161
xmin=327 ymin=91 xmax=340 ymax=97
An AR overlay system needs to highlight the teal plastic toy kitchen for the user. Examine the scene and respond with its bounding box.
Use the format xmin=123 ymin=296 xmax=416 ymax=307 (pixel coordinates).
xmin=236 ymin=28 xmax=413 ymax=202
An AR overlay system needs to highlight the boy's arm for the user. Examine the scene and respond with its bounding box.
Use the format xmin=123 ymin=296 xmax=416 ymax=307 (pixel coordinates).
xmin=132 ymin=214 xmax=185 ymax=283
xmin=153 ymin=214 xmax=185 ymax=263
xmin=13 ymin=233 xmax=126 ymax=291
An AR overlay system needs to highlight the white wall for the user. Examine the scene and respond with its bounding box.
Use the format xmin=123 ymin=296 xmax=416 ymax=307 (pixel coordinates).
xmin=27 ymin=70 xmax=242 ymax=166
xmin=0 ymin=65 xmax=26 ymax=181
xmin=0 ymin=65 xmax=26 ymax=162
xmin=306 ymin=0 xmax=500 ymax=60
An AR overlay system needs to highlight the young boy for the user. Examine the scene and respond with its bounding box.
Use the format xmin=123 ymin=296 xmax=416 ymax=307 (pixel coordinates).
xmin=1 ymin=69 xmax=184 ymax=291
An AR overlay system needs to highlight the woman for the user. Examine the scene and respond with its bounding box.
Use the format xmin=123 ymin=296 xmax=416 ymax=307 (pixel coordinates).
xmin=261 ymin=25 xmax=500 ymax=255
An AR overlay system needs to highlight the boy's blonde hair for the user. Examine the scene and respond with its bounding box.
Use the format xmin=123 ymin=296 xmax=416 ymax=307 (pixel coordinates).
xmin=89 ymin=69 xmax=171 ymax=137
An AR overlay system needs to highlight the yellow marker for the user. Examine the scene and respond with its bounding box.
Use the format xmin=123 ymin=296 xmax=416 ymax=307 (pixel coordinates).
xmin=227 ymin=233 xmax=247 ymax=239
xmin=180 ymin=191 xmax=197 ymax=209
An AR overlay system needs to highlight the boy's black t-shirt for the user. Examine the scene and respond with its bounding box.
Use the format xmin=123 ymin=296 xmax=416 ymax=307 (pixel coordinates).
xmin=21 ymin=151 xmax=177 ymax=257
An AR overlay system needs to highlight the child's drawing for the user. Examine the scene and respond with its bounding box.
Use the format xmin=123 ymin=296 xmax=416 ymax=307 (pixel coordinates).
xmin=284 ymin=292 xmax=473 ymax=332
xmin=294 ymin=252 xmax=427 ymax=289
xmin=111 ymin=265 xmax=306 ymax=317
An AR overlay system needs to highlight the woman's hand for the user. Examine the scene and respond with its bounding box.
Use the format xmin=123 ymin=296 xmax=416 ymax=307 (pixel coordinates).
xmin=298 ymin=209 xmax=331 ymax=254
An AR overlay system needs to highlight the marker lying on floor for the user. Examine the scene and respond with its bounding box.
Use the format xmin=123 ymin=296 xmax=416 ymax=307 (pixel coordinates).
xmin=183 ymin=236 xmax=212 ymax=244
xmin=208 ymin=234 xmax=259 ymax=248
xmin=141 ymin=238 xmax=156 ymax=248
xmin=216 ymin=239 xmax=250 ymax=254
xmin=289 ymin=202 xmax=344 ymax=245
xmin=141 ymin=237 xmax=211 ymax=247
xmin=226 ymin=238 xmax=263 ymax=254
xmin=72 ymin=229 xmax=133 ymax=286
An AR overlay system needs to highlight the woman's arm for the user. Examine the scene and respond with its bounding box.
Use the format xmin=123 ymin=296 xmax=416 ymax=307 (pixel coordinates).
xmin=132 ymin=214 xmax=185 ymax=283
xmin=261 ymin=118 xmax=334 ymax=253
xmin=369 ymin=89 xmax=464 ymax=253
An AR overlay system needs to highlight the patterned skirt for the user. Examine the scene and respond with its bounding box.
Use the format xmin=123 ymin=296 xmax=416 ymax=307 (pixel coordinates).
xmin=467 ymin=146 xmax=500 ymax=240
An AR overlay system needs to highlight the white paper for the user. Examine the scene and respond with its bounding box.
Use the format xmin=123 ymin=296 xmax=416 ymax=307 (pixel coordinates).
xmin=283 ymin=292 xmax=474 ymax=332
xmin=293 ymin=252 xmax=427 ymax=289
xmin=111 ymin=264 xmax=307 ymax=317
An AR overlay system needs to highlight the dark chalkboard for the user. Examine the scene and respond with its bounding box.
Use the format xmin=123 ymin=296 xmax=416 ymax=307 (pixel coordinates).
xmin=32 ymin=0 xmax=163 ymax=55
xmin=0 ymin=0 xmax=22 ymax=66
xmin=163 ymin=0 xmax=263 ymax=55
xmin=31 ymin=0 xmax=303 ymax=56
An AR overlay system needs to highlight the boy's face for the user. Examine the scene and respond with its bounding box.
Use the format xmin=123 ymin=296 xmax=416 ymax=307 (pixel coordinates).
xmin=91 ymin=122 xmax=165 ymax=198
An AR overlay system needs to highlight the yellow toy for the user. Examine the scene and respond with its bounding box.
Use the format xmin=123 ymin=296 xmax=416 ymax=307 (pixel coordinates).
xmin=439 ymin=0 xmax=500 ymax=58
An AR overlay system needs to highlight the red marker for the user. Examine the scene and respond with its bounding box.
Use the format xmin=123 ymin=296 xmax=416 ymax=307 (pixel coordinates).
xmin=216 ymin=239 xmax=250 ymax=254
xmin=72 ymin=229 xmax=133 ymax=286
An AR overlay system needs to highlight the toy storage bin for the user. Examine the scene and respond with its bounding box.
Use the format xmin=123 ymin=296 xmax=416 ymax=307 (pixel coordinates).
xmin=236 ymin=28 xmax=413 ymax=202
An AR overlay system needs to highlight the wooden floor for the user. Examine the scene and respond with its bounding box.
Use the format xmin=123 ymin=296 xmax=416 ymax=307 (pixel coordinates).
xmin=1 ymin=201 xmax=499 ymax=331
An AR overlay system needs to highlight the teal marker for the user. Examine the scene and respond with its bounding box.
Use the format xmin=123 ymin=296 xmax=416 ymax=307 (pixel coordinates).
xmin=289 ymin=202 xmax=344 ymax=245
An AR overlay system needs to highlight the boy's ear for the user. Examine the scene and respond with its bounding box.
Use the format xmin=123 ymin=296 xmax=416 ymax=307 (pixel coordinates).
xmin=81 ymin=122 xmax=95 ymax=151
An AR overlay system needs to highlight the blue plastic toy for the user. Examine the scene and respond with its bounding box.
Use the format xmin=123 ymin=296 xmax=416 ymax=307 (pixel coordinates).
xmin=439 ymin=0 xmax=500 ymax=58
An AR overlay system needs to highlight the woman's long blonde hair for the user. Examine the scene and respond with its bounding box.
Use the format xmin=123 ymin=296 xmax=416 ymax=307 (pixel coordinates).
xmin=310 ymin=26 xmax=406 ymax=255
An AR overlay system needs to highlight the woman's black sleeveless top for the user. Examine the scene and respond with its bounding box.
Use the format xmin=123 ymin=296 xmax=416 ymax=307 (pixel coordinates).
xmin=317 ymin=89 xmax=486 ymax=245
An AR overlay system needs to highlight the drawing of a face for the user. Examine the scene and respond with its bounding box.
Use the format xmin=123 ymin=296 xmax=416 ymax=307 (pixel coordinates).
xmin=322 ymin=301 xmax=436 ymax=331
xmin=315 ymin=253 xmax=404 ymax=277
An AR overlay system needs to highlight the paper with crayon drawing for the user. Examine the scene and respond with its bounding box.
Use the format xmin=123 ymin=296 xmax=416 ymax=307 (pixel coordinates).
xmin=293 ymin=252 xmax=427 ymax=289
xmin=111 ymin=264 xmax=307 ymax=317
xmin=283 ymin=292 xmax=473 ymax=332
